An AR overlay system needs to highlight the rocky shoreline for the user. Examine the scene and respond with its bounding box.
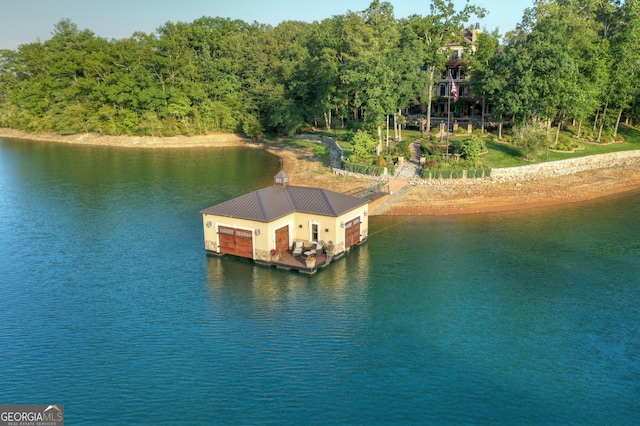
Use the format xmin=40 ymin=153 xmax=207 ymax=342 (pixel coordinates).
xmin=3 ymin=128 xmax=640 ymax=216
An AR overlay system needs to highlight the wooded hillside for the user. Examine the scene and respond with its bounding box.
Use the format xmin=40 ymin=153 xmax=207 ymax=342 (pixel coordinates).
xmin=0 ymin=1 xmax=637 ymax=139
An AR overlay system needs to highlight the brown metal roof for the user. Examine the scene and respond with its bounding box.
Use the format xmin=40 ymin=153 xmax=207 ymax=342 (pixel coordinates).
xmin=201 ymin=185 xmax=368 ymax=223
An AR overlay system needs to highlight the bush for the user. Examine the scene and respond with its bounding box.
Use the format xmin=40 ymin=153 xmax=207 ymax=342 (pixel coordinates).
xmin=425 ymin=159 xmax=439 ymax=168
xmin=554 ymin=135 xmax=580 ymax=151
xmin=424 ymin=142 xmax=446 ymax=157
xmin=404 ymin=146 xmax=412 ymax=160
xmin=512 ymin=123 xmax=548 ymax=158
xmin=460 ymin=135 xmax=487 ymax=162
xmin=352 ymin=130 xmax=377 ymax=157
xmin=599 ymin=128 xmax=616 ymax=144
xmin=578 ymin=128 xmax=595 ymax=140
xmin=341 ymin=160 xmax=386 ymax=176
xmin=421 ymin=168 xmax=465 ymax=179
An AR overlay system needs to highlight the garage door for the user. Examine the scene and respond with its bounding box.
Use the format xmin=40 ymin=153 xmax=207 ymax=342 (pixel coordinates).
xmin=218 ymin=226 xmax=254 ymax=258
xmin=344 ymin=217 xmax=361 ymax=249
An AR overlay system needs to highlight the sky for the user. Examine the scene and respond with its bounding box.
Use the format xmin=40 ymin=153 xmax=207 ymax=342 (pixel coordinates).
xmin=0 ymin=0 xmax=533 ymax=50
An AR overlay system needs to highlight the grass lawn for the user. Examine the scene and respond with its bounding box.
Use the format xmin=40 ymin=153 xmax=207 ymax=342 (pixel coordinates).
xmin=308 ymin=124 xmax=640 ymax=170
xmin=481 ymin=125 xmax=640 ymax=169
xmin=284 ymin=138 xmax=331 ymax=165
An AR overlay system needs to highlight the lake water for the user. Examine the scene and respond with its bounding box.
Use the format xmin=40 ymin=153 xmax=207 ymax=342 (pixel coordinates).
xmin=1 ymin=138 xmax=639 ymax=425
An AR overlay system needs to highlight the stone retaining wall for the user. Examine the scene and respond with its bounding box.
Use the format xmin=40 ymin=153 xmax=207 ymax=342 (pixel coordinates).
xmin=292 ymin=134 xmax=343 ymax=168
xmin=490 ymin=151 xmax=640 ymax=181
xmin=294 ymin=134 xmax=640 ymax=184
xmin=294 ymin=134 xmax=389 ymax=180
xmin=331 ymin=168 xmax=391 ymax=182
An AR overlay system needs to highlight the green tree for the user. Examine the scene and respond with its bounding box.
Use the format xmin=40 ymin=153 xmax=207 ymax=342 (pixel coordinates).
xmin=466 ymin=29 xmax=500 ymax=133
xmin=610 ymin=0 xmax=640 ymax=136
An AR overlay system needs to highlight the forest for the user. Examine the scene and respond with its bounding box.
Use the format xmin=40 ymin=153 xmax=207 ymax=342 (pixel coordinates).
xmin=0 ymin=0 xmax=638 ymax=142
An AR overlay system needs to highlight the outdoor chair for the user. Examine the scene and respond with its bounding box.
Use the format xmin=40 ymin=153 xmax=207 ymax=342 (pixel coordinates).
xmin=292 ymin=240 xmax=304 ymax=256
xmin=313 ymin=242 xmax=324 ymax=255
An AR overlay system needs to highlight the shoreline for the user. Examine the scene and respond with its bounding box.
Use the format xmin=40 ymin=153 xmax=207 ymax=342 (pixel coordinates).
xmin=370 ymin=166 xmax=640 ymax=216
xmin=0 ymin=128 xmax=256 ymax=148
xmin=3 ymin=127 xmax=640 ymax=216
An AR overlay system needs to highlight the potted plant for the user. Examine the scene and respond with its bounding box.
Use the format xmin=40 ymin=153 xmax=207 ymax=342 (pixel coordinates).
xmin=305 ymin=253 xmax=316 ymax=268
xmin=326 ymin=241 xmax=334 ymax=260
xmin=270 ymin=249 xmax=280 ymax=261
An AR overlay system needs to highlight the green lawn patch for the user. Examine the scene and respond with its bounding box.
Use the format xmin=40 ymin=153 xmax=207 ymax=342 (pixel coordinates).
xmin=482 ymin=126 xmax=640 ymax=168
xmin=307 ymin=124 xmax=640 ymax=170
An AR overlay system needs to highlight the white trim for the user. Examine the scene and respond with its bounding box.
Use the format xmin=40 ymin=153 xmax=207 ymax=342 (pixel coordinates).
xmin=309 ymin=220 xmax=321 ymax=242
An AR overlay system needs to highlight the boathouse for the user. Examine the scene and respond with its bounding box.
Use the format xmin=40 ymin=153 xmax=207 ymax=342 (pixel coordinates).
xmin=201 ymin=171 xmax=369 ymax=272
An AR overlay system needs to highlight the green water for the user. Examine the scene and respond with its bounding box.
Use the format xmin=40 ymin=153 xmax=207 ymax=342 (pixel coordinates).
xmin=1 ymin=138 xmax=639 ymax=424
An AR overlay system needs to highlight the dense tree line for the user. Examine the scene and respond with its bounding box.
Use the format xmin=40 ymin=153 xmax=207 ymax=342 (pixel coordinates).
xmin=0 ymin=0 xmax=484 ymax=138
xmin=470 ymin=0 xmax=640 ymax=144
xmin=0 ymin=0 xmax=638 ymax=142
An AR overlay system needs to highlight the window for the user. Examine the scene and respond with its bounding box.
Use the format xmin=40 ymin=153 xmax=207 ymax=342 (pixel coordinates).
xmin=312 ymin=223 xmax=319 ymax=242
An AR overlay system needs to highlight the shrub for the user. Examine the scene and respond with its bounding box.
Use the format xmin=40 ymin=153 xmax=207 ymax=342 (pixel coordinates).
xmin=425 ymin=142 xmax=446 ymax=157
xmin=599 ymin=129 xmax=615 ymax=144
xmin=404 ymin=146 xmax=412 ymax=160
xmin=466 ymin=168 xmax=489 ymax=179
xmin=555 ymin=135 xmax=580 ymax=151
xmin=341 ymin=160 xmax=386 ymax=176
xmin=425 ymin=159 xmax=439 ymax=168
xmin=579 ymin=128 xmax=595 ymax=140
xmin=512 ymin=123 xmax=548 ymax=158
xmin=352 ymin=130 xmax=377 ymax=157
xmin=460 ymin=135 xmax=487 ymax=162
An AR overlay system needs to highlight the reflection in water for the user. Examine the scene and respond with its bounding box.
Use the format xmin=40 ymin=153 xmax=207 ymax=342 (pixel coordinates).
xmin=204 ymin=241 xmax=372 ymax=307
xmin=2 ymin=138 xmax=640 ymax=424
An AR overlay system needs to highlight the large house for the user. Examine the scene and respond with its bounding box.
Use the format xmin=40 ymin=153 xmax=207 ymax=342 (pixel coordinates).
xmin=201 ymin=171 xmax=369 ymax=271
xmin=433 ymin=24 xmax=487 ymax=121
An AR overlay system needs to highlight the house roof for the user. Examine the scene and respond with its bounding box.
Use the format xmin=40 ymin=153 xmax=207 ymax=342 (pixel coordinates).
xmin=201 ymin=184 xmax=369 ymax=223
